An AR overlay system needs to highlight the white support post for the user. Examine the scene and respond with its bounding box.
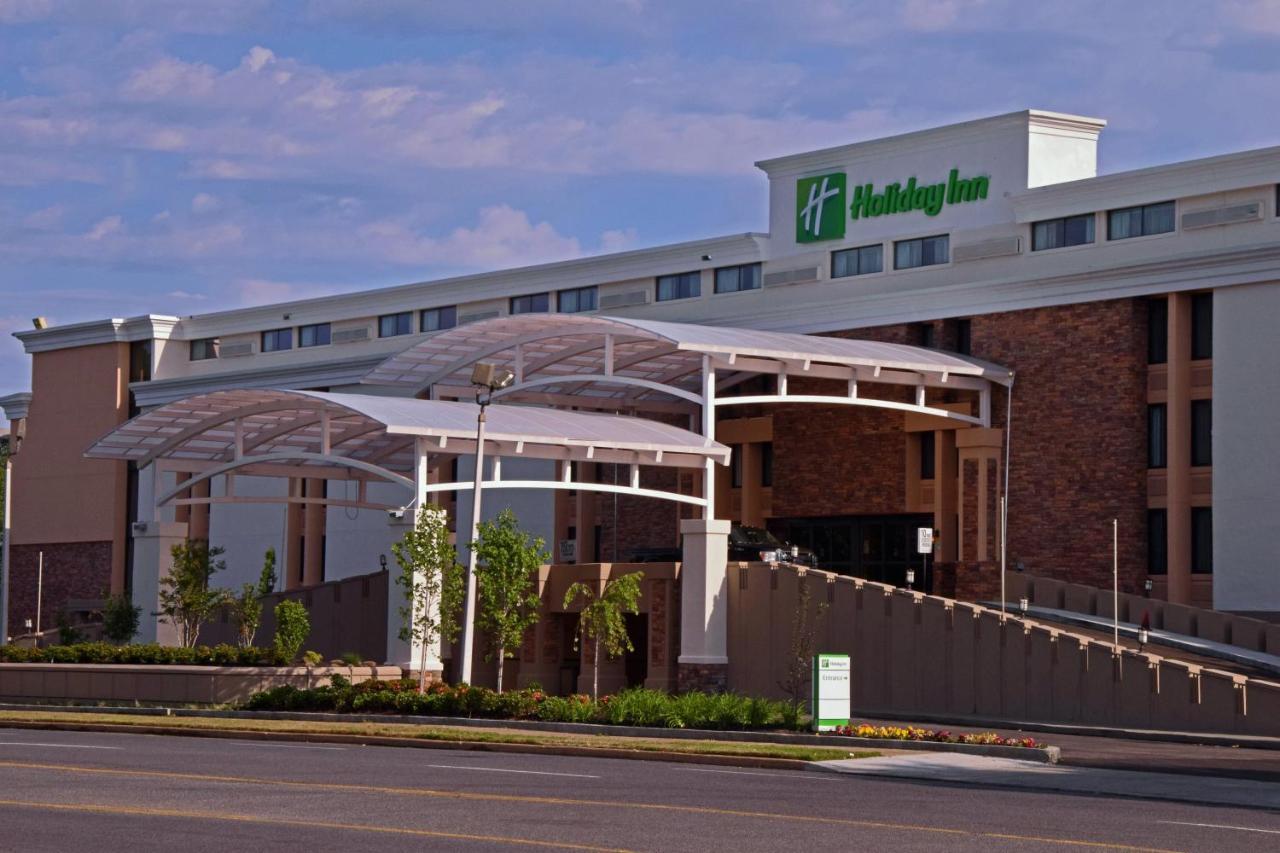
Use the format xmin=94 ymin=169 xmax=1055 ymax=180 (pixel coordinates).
xmin=604 ymin=334 xmax=614 ymax=376
xmin=514 ymin=344 xmax=524 ymax=384
xmin=916 ymin=382 xmax=927 ymax=408
xmin=233 ymin=417 xmax=244 ymax=458
xmin=387 ymin=438 xmax=443 ymax=677
xmin=130 ymin=464 xmax=187 ymax=645
xmin=630 ymin=464 xmax=640 ymax=490
xmin=777 ymin=363 xmax=788 ymax=397
xmin=319 ymin=410 xmax=331 ymax=455
xmin=701 ymin=355 xmax=717 ymax=521
xmin=491 ymin=456 xmax=502 ymax=481
xmin=0 ymin=453 xmax=10 ymax=643
xmin=979 ymin=388 xmax=992 ymax=427
xmin=847 ymin=377 xmax=858 ymax=398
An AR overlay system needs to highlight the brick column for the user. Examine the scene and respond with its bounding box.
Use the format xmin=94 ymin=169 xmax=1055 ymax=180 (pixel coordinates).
xmin=677 ymin=518 xmax=730 ymax=692
xmin=1166 ymin=293 xmax=1192 ymax=604
xmin=302 ymin=478 xmax=325 ymax=586
xmin=954 ymin=428 xmax=1003 ymax=600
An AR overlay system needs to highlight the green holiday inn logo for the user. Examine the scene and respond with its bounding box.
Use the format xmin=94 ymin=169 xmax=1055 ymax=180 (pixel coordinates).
xmin=796 ymin=173 xmax=846 ymax=243
xmin=795 ymin=168 xmax=990 ymax=242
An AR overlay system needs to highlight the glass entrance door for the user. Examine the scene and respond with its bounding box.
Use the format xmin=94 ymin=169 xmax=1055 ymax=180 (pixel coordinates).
xmin=770 ymin=514 xmax=934 ymax=591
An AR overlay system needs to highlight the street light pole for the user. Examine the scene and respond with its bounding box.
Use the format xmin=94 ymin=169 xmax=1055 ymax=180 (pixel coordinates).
xmin=458 ymin=391 xmax=489 ymax=686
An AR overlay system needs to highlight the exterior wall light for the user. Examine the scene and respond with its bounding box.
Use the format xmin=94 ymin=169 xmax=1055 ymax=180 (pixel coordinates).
xmin=905 ymin=568 xmax=915 ymax=590
xmin=1144 ymin=578 xmax=1154 ymax=597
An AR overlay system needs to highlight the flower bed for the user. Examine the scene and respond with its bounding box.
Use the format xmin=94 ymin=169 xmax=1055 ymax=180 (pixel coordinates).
xmin=245 ymin=678 xmax=1043 ymax=747
xmin=0 ymin=642 xmax=286 ymax=667
xmin=831 ymin=723 xmax=1042 ymax=749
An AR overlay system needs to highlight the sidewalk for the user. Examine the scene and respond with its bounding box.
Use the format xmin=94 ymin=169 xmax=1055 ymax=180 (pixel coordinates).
xmin=813 ymin=752 xmax=1280 ymax=810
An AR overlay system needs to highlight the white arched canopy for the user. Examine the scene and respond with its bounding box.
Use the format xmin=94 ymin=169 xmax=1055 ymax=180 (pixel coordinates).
xmin=84 ymin=388 xmax=731 ymax=511
xmin=362 ymin=314 xmax=1013 ymax=427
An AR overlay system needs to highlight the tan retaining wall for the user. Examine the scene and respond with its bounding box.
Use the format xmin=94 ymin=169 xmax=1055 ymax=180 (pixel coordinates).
xmin=1005 ymin=573 xmax=1280 ymax=654
xmin=729 ymin=563 xmax=1280 ymax=737
xmin=0 ymin=664 xmax=401 ymax=705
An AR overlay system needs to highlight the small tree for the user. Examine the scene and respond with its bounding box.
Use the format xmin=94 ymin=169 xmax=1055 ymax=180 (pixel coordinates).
xmin=273 ymin=600 xmax=310 ymax=663
xmin=229 ymin=548 xmax=279 ymax=648
xmin=102 ymin=593 xmax=141 ymax=645
xmin=564 ymin=571 xmax=644 ymax=700
xmin=470 ymin=508 xmax=547 ymax=693
xmin=778 ymin=573 xmax=828 ymax=724
xmin=157 ymin=540 xmax=229 ymax=648
xmin=393 ymin=505 xmax=464 ymax=691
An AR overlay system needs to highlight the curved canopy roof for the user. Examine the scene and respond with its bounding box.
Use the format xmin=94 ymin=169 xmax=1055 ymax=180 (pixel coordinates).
xmin=85 ymin=389 xmax=730 ymax=474
xmin=362 ymin=314 xmax=1013 ymax=412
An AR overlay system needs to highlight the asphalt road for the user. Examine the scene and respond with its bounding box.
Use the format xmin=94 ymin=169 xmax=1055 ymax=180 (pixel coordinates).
xmin=0 ymin=727 xmax=1277 ymax=852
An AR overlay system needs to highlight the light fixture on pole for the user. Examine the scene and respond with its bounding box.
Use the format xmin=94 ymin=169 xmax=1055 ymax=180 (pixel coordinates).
xmin=1143 ymin=578 xmax=1153 ymax=598
xmin=905 ymin=568 xmax=915 ymax=591
xmin=379 ymin=554 xmax=387 ymax=571
xmin=457 ymin=362 xmax=516 ymax=685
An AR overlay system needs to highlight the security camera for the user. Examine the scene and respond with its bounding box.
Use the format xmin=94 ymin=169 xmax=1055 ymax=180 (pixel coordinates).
xmin=386 ymin=508 xmax=406 ymax=521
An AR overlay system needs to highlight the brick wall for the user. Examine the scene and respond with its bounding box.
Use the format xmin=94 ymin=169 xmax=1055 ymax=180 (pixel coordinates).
xmin=7 ymin=541 xmax=113 ymax=633
xmin=595 ymin=465 xmax=680 ymax=560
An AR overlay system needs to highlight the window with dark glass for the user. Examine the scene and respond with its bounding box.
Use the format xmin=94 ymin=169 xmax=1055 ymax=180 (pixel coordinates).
xmin=1148 ymin=404 xmax=1167 ymax=468
xmin=298 ymin=323 xmax=331 ymax=348
xmin=379 ymin=311 xmax=413 ymax=338
xmin=1108 ymin=201 xmax=1175 ymax=240
xmin=919 ymin=431 xmax=936 ymax=480
xmin=730 ymin=444 xmax=743 ymax=488
xmin=954 ymin=318 xmax=972 ymax=355
xmin=656 ymin=271 xmax=701 ymax=302
xmin=1191 ymin=399 xmax=1212 ymax=466
xmin=916 ymin=323 xmax=936 ymax=348
xmin=894 ymin=234 xmax=949 ymax=269
xmin=714 ymin=263 xmax=762 ymax=294
xmin=557 ymin=286 xmax=597 ymax=313
xmin=1032 ymin=214 xmax=1095 ymax=251
xmin=831 ymin=244 xmax=883 ymax=278
xmin=1147 ymin=509 xmax=1167 ymax=575
xmin=1191 ymin=507 xmax=1213 ymax=574
xmin=1191 ymin=292 xmax=1213 ymax=360
xmin=1148 ymin=298 xmax=1168 ymax=364
xmin=261 ymin=328 xmax=293 ymax=352
xmin=510 ymin=293 xmax=550 ymax=315
xmin=189 ymin=338 xmax=219 ymax=361
xmin=421 ymin=306 xmax=457 ymax=332
xmin=760 ymin=442 xmax=773 ymax=488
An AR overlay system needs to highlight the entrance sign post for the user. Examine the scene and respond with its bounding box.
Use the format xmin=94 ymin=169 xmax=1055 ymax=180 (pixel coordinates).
xmin=811 ymin=653 xmax=851 ymax=732
xmin=916 ymin=527 xmax=932 ymax=593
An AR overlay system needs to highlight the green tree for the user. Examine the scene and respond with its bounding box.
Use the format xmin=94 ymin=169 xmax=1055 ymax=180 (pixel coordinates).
xmin=564 ymin=571 xmax=644 ymax=700
xmin=470 ymin=508 xmax=546 ymax=693
xmin=393 ymin=505 xmax=464 ymax=691
xmin=157 ymin=540 xmax=230 ymax=648
xmin=229 ymin=548 xmax=279 ymax=648
xmin=273 ymin=599 xmax=311 ymax=663
xmin=778 ymin=574 xmax=828 ymax=725
xmin=102 ymin=593 xmax=141 ymax=644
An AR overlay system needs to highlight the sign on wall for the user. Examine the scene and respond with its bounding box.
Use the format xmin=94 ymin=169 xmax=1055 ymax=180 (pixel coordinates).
xmin=811 ymin=653 xmax=851 ymax=732
xmin=795 ymin=168 xmax=991 ymax=242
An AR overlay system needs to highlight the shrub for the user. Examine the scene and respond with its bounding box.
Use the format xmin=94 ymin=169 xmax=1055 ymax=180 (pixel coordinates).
xmin=102 ymin=594 xmax=141 ymax=644
xmin=0 ymin=642 xmax=283 ymax=666
xmin=273 ymin=601 xmax=310 ymax=663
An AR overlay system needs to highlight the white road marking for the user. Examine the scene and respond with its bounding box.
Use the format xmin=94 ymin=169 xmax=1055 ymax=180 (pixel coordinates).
xmin=218 ymin=741 xmax=346 ymax=751
xmin=1158 ymin=820 xmax=1280 ymax=835
xmin=676 ymin=767 xmax=837 ymax=781
xmin=426 ymin=764 xmax=599 ymax=779
xmin=0 ymin=742 xmax=123 ymax=750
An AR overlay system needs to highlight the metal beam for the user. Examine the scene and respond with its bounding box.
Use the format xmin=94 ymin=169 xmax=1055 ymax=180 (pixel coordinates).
xmin=712 ymin=394 xmax=984 ymax=425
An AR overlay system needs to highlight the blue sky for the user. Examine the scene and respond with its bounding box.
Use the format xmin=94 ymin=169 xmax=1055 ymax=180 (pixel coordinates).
xmin=2 ymin=0 xmax=1279 ymax=405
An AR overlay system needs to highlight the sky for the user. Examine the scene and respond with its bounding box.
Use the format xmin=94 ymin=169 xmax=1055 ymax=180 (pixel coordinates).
xmin=2 ymin=0 xmax=1280 ymax=408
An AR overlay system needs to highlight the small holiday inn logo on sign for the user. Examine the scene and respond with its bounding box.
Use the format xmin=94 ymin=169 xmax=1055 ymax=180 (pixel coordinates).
xmin=796 ymin=173 xmax=846 ymax=243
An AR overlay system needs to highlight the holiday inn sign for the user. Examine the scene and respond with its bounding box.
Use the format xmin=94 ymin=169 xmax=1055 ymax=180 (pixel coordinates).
xmin=796 ymin=169 xmax=991 ymax=243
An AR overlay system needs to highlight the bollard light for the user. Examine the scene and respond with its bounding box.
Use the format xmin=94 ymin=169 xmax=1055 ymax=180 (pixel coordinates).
xmin=1139 ymin=627 xmax=1150 ymax=649
xmin=905 ymin=568 xmax=915 ymax=589
xmin=1019 ymin=597 xmax=1029 ymax=614
xmin=379 ymin=554 xmax=387 ymax=570
xmin=1144 ymin=578 xmax=1154 ymax=597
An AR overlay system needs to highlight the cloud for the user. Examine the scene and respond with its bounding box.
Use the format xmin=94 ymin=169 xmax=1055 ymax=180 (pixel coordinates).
xmin=166 ymin=289 xmax=207 ymax=300
xmin=190 ymin=192 xmax=219 ymax=213
xmin=86 ymin=215 xmax=124 ymax=240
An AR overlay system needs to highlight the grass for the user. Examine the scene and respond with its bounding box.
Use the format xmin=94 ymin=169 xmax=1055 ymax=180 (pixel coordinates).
xmin=0 ymin=710 xmax=879 ymax=763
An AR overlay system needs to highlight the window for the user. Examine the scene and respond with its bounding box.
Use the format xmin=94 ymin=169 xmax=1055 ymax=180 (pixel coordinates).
xmin=1191 ymin=399 xmax=1212 ymax=466
xmin=298 ymin=323 xmax=330 ymax=348
xmin=1191 ymin=507 xmax=1213 ymax=574
xmin=831 ymin=244 xmax=884 ymax=278
xmin=894 ymin=234 xmax=949 ymax=269
xmin=1148 ymin=404 xmax=1167 ymax=469
xmin=1032 ymin=214 xmax=1095 ymax=251
xmin=953 ymin=319 xmax=972 ymax=355
xmin=1191 ymin=292 xmax=1213 ymax=360
xmin=730 ymin=444 xmax=743 ymax=489
xmin=919 ymin=431 xmax=936 ymax=480
xmin=421 ymin=306 xmax=457 ymax=332
xmin=656 ymin=271 xmax=701 ymax=302
xmin=510 ymin=293 xmax=550 ymax=315
xmin=379 ymin=311 xmax=413 ymax=338
xmin=557 ymin=286 xmax=597 ymax=314
xmin=1108 ymin=201 xmax=1175 ymax=240
xmin=915 ymin=323 xmax=936 ymax=348
xmin=261 ymin=328 xmax=293 ymax=352
xmin=1147 ymin=509 xmax=1167 ymax=575
xmin=1148 ymin=298 xmax=1168 ymax=365
xmin=714 ymin=263 xmax=762 ymax=294
xmin=760 ymin=442 xmax=773 ymax=488
xmin=189 ymin=338 xmax=219 ymax=361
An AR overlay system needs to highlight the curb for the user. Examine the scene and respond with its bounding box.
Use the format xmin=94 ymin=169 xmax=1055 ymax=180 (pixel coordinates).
xmin=0 ymin=703 xmax=1060 ymax=764
xmin=0 ymin=718 xmax=821 ymax=771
